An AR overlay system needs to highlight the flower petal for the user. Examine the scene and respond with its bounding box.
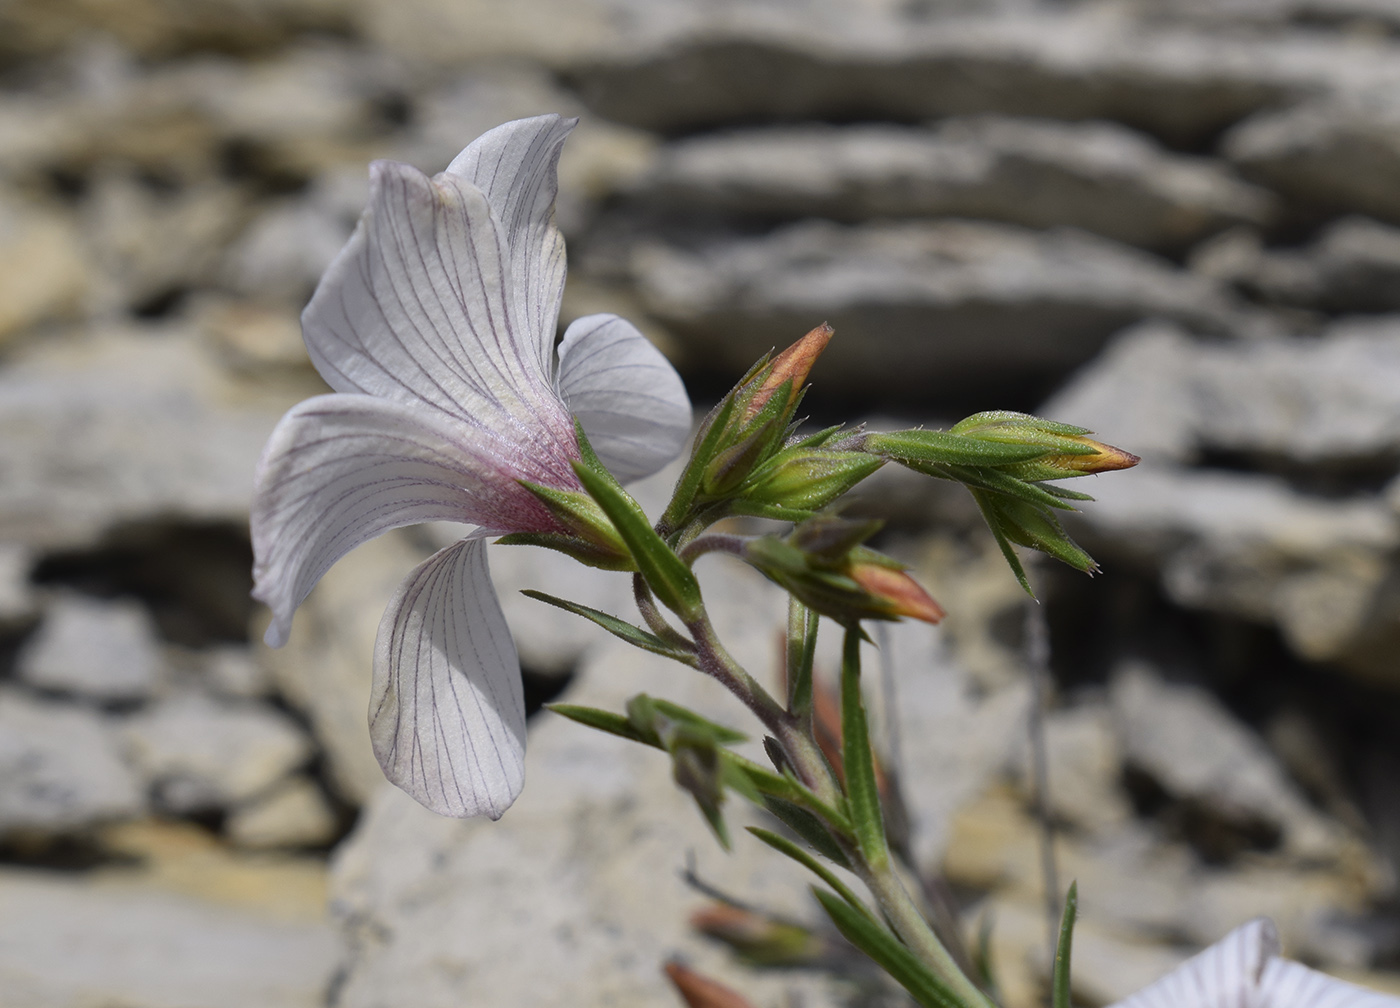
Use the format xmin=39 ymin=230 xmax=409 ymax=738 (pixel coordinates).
xmin=300 ymin=155 xmax=573 ymax=442
xmin=1108 ymin=918 xmax=1280 ymax=1008
xmin=446 ymin=115 xmax=575 ymax=374
xmin=252 ymin=393 xmax=562 ymax=648
xmin=557 ymin=313 xmax=692 ymax=482
xmin=1258 ymin=959 xmax=1400 ymax=1008
xmin=369 ymin=539 xmax=525 ymax=819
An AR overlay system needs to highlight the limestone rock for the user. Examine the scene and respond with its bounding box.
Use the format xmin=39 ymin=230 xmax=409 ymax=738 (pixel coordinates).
xmin=121 ymin=692 xmax=313 ymax=813
xmin=1110 ymin=662 xmax=1348 ymax=861
xmin=1045 ymin=318 xmax=1400 ymax=467
xmin=17 ymin=592 xmax=167 ymax=701
xmin=637 ymin=118 xmax=1274 ymax=253
xmin=0 ymin=325 xmax=302 ymax=549
xmin=631 ymin=219 xmax=1239 ymax=403
xmin=261 ymin=529 xmax=431 ymax=806
xmin=0 ymin=195 xmax=86 ymax=347
xmin=0 ymin=688 xmax=145 ymax=834
xmin=1226 ymin=92 xmax=1400 ymax=224
xmin=226 ymin=776 xmax=340 ymax=850
xmin=0 ymin=542 xmax=36 ymax=625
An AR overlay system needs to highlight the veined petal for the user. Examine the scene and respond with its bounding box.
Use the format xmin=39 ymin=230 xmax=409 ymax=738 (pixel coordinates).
xmin=252 ymin=393 xmax=563 ymax=648
xmin=370 ymin=539 xmax=525 ymax=819
xmin=557 ymin=313 xmax=692 ymax=482
xmin=1108 ymin=918 xmax=1280 ymax=1008
xmin=300 ymin=156 xmax=573 ymax=444
xmin=446 ymin=115 xmax=575 ymax=374
xmin=1258 ymin=959 xmax=1400 ymax=1008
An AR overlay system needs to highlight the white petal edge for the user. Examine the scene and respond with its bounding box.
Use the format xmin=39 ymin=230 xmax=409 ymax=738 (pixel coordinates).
xmin=557 ymin=313 xmax=693 ymax=482
xmin=369 ymin=539 xmax=525 ymax=819
xmin=446 ymin=115 xmax=575 ymax=376
xmin=1258 ymin=959 xmax=1400 ymax=1008
xmin=300 ymin=157 xmax=570 ymax=436
xmin=1107 ymin=918 xmax=1281 ymax=1008
xmin=252 ymin=393 xmax=559 ymax=648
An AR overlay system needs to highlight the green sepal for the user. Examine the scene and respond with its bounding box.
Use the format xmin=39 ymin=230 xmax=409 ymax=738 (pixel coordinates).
xmin=573 ymin=461 xmax=703 ymax=621
xmin=699 ymin=381 xmax=797 ymax=497
xmin=1052 ymin=881 xmax=1078 ymax=1008
xmin=663 ymin=393 xmax=738 ymax=529
xmin=867 ymin=429 xmax=1056 ymax=466
xmin=747 ymin=827 xmax=871 ymax=918
xmin=1041 ymin=483 xmax=1096 ymax=502
xmin=951 ymin=410 xmax=1091 ymax=438
xmin=787 ymin=424 xmax=845 ymax=450
xmin=738 ymin=448 xmax=884 ymax=513
xmin=727 ymin=502 xmax=820 ymax=523
xmin=811 ymin=889 xmax=968 ymax=1008
xmin=494 ymin=531 xmax=637 ymax=571
xmin=760 ymin=795 xmax=853 ymax=868
xmin=520 ymin=590 xmax=694 ymax=662
xmin=928 ymin=463 xmax=1080 ymax=512
xmin=839 ymin=628 xmax=888 ymax=868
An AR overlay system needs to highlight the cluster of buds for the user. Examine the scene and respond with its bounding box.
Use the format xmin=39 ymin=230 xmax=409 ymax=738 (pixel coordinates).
xmin=863 ymin=411 xmax=1139 ymax=593
xmin=662 ymin=324 xmax=881 ymax=528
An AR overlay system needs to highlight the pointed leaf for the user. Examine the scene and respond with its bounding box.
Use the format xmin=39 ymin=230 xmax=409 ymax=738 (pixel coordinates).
xmin=812 ymin=889 xmax=968 ymax=1008
xmin=521 ymin=589 xmax=693 ymax=661
xmin=1053 ymin=882 xmax=1078 ymax=1008
xmin=574 ymin=462 xmax=702 ymax=620
xmin=840 ymin=628 xmax=888 ymax=868
xmin=747 ymin=827 xmax=871 ymax=919
xmin=761 ymin=796 xmax=853 ymax=868
xmin=548 ymin=703 xmax=652 ymax=745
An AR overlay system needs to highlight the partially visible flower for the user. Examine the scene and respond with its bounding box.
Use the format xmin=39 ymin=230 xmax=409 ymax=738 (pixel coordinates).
xmin=1109 ymin=918 xmax=1400 ymax=1008
xmin=251 ymin=115 xmax=691 ymax=820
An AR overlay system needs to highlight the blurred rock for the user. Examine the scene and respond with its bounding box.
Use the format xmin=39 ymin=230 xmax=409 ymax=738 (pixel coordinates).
xmin=1045 ymin=317 xmax=1400 ymax=467
xmin=0 ymin=195 xmax=86 ymax=346
xmin=1226 ymin=92 xmax=1400 ymax=224
xmin=17 ymin=592 xmax=167 ymax=701
xmin=1110 ymin=662 xmax=1346 ymax=861
xmin=121 ymin=691 xmax=312 ymax=813
xmin=566 ymin=10 xmax=1400 ymax=144
xmin=631 ymin=219 xmax=1238 ymax=402
xmin=1194 ymin=219 xmax=1400 ymax=314
xmin=637 ymin=118 xmax=1274 ymax=253
xmin=226 ymin=775 xmax=339 ymax=850
xmin=262 ymin=529 xmax=430 ymax=806
xmin=0 ymin=688 xmax=145 ymax=834
xmin=0 ymin=542 xmax=36 ymax=624
xmin=195 ymin=297 xmax=313 ymax=374
xmin=197 ymin=644 xmax=275 ymax=699
xmin=0 ymin=818 xmax=338 ymax=1008
xmin=1008 ymin=698 xmax=1135 ymax=836
xmin=0 ymin=326 xmax=303 ymax=549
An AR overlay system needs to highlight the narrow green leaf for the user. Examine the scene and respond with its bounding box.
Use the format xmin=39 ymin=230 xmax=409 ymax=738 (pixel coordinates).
xmin=747 ymin=827 xmax=872 ymax=918
xmin=761 ymin=796 xmax=853 ymax=868
xmin=649 ymin=697 xmax=748 ymax=745
xmin=1052 ymin=882 xmax=1078 ymax=1008
xmin=547 ymin=703 xmax=653 ymax=745
xmin=573 ymin=462 xmax=703 ymax=621
xmin=951 ymin=410 xmax=1091 ymax=438
xmin=786 ymin=597 xmax=818 ymax=717
xmin=840 ymin=628 xmax=888 ymax=868
xmin=788 ymin=424 xmax=845 ymax=449
xmin=721 ymin=752 xmax=803 ymax=803
xmin=940 ymin=464 xmax=1079 ymax=512
xmin=812 ymin=889 xmax=968 ymax=1008
xmin=1041 ymin=483 xmax=1095 ymax=502
xmin=521 ymin=590 xmax=694 ymax=661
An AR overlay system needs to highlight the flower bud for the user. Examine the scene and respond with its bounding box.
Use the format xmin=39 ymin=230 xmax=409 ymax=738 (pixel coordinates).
xmin=743 ymin=322 xmax=833 ymax=421
xmin=735 ymin=447 xmax=883 ymax=516
xmin=743 ymin=524 xmax=943 ymax=627
xmin=689 ymin=904 xmax=826 ymax=966
xmin=663 ymin=961 xmax=758 ymax=1008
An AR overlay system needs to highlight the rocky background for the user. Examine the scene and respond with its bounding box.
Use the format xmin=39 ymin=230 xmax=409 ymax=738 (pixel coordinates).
xmin=2 ymin=0 xmax=1400 ymax=1005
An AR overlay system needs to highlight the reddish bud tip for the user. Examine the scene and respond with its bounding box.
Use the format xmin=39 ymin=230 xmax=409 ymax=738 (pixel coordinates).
xmin=1051 ymin=436 xmax=1140 ymax=473
xmin=664 ymin=961 xmax=759 ymax=1008
xmin=849 ymin=563 xmax=945 ymax=623
xmin=747 ymin=323 xmax=834 ymax=419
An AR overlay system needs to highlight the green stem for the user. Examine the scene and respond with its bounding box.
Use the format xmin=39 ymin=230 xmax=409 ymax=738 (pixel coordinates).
xmin=855 ymin=857 xmax=998 ymax=1008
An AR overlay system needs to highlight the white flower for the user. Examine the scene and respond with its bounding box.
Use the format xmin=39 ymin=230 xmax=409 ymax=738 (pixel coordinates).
xmin=1109 ymin=918 xmax=1400 ymax=1008
xmin=250 ymin=115 xmax=691 ymax=820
